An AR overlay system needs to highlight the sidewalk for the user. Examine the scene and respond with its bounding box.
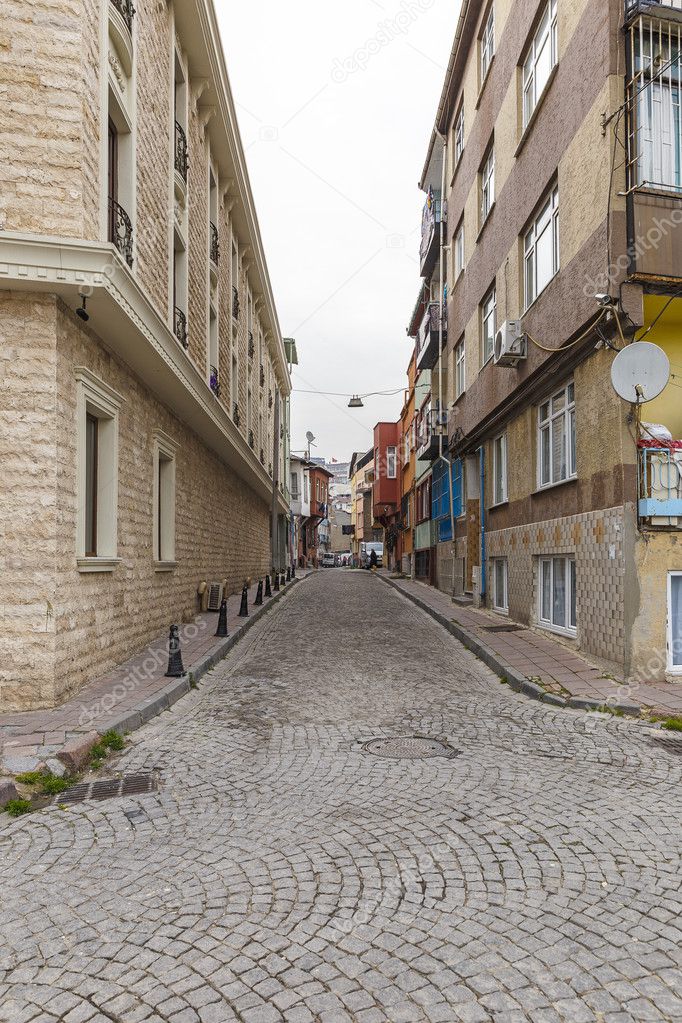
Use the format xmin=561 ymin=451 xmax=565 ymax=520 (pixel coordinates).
xmin=0 ymin=570 xmax=312 ymax=776
xmin=378 ymin=572 xmax=682 ymax=718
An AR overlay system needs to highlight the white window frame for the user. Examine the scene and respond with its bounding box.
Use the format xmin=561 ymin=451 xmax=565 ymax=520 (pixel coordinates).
xmin=492 ymin=558 xmax=508 ymax=613
xmin=481 ymin=285 xmax=496 ymax=365
xmin=524 ymin=185 xmax=559 ymax=309
xmin=455 ymin=220 xmax=465 ymax=278
xmin=480 ymin=5 xmax=495 ymax=85
xmin=75 ymin=368 xmax=124 ymax=572
xmin=668 ymin=572 xmax=682 ymax=673
xmin=539 ymin=556 xmax=577 ymax=635
xmin=454 ymin=103 xmax=465 ymax=167
xmin=492 ymin=432 xmax=507 ymax=506
xmin=537 ymin=381 xmax=576 ymax=488
xmin=481 ymin=145 xmax=495 ymax=225
xmin=522 ymin=0 xmax=558 ymax=129
xmin=387 ymin=446 xmax=397 ymax=479
xmin=455 ymin=337 xmax=466 ymax=399
xmin=153 ymin=430 xmax=178 ymax=569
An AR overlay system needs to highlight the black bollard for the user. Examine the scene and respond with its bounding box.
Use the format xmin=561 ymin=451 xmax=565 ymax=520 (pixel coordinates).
xmin=280 ymin=573 xmax=286 ymax=588
xmin=238 ymin=585 xmax=249 ymax=617
xmin=286 ymin=566 xmax=291 ymax=582
xmin=265 ymin=574 xmax=272 ymax=598
xmin=291 ymin=563 xmax=296 ymax=579
xmin=165 ymin=624 xmax=185 ymax=677
xmin=273 ymin=572 xmax=280 ymax=592
xmin=215 ymin=598 xmax=229 ymax=638
xmin=255 ymin=580 xmax=263 ymax=606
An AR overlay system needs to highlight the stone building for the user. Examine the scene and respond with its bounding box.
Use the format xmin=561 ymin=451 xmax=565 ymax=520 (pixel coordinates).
xmin=0 ymin=0 xmax=291 ymax=710
xmin=410 ymin=0 xmax=682 ymax=682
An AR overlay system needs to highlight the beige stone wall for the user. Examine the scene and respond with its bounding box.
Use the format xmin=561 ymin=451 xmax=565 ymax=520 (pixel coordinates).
xmin=0 ymin=293 xmax=272 ymax=712
xmin=631 ymin=533 xmax=682 ymax=684
xmin=0 ymin=0 xmax=100 ymax=239
xmin=0 ymin=293 xmax=59 ymax=709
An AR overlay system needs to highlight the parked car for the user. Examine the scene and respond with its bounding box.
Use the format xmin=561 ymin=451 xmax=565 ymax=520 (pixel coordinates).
xmin=360 ymin=542 xmax=384 ymax=569
xmin=322 ymin=552 xmax=336 ymax=568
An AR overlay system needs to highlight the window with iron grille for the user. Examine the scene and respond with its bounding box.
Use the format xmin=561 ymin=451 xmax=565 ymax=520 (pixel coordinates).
xmin=627 ymin=16 xmax=682 ymax=192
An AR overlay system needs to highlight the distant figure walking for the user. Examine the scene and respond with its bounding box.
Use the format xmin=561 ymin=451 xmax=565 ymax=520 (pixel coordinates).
xmin=370 ymin=548 xmax=378 ymax=570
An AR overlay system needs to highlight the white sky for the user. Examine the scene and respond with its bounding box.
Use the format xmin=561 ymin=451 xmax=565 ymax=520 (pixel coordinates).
xmin=216 ymin=0 xmax=459 ymax=462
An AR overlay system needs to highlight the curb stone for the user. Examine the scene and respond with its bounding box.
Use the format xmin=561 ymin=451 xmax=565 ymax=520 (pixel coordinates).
xmin=0 ymin=778 xmax=19 ymax=807
xmin=376 ymin=573 xmax=641 ymax=718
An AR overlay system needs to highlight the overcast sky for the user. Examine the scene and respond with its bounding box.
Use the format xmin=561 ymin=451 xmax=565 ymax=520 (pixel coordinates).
xmin=217 ymin=1 xmax=459 ymax=463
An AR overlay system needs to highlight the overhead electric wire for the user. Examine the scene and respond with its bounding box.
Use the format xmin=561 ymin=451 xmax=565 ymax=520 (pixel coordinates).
xmin=293 ymin=386 xmax=405 ymax=398
xmin=525 ymin=309 xmax=608 ymax=353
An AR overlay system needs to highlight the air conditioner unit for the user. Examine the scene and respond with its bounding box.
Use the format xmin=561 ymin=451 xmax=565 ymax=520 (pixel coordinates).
xmin=494 ymin=321 xmax=526 ymax=367
xmin=207 ymin=582 xmax=224 ymax=611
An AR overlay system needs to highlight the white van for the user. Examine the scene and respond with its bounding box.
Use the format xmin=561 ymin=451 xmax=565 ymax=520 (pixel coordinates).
xmin=322 ymin=552 xmax=336 ymax=568
xmin=361 ymin=542 xmax=384 ymax=569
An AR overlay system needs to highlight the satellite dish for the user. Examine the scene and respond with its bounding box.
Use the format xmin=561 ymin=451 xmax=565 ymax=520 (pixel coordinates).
xmin=305 ymin=431 xmax=315 ymax=443
xmin=610 ymin=342 xmax=670 ymax=404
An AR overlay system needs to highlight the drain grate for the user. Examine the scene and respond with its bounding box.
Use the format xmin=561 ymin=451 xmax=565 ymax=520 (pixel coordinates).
xmin=363 ymin=737 xmax=460 ymax=760
xmin=482 ymin=624 xmax=525 ymax=633
xmin=52 ymin=773 xmax=158 ymax=806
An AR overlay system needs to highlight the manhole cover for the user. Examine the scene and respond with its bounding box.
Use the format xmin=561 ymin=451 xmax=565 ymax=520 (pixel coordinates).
xmin=52 ymin=773 xmax=159 ymax=806
xmin=362 ymin=737 xmax=460 ymax=760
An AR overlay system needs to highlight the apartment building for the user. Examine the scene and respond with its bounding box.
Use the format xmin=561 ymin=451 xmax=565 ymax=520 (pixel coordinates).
xmin=412 ymin=0 xmax=682 ymax=681
xmin=349 ymin=449 xmax=375 ymax=564
xmin=0 ymin=0 xmax=292 ymax=710
xmin=398 ymin=353 xmax=417 ymax=576
xmin=372 ymin=422 xmax=401 ymax=570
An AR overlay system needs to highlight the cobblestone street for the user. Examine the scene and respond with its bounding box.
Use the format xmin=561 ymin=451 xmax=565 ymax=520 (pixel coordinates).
xmin=2 ymin=572 xmax=682 ymax=1023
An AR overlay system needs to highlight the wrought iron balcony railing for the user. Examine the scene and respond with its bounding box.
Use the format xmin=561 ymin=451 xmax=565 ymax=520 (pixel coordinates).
xmin=174 ymin=121 xmax=188 ymax=183
xmin=638 ymin=445 xmax=682 ymax=524
xmin=111 ymin=0 xmax=135 ymax=33
xmin=210 ymin=222 xmax=219 ymax=265
xmin=626 ymin=0 xmax=682 ymax=16
xmin=232 ymin=285 xmax=240 ymax=320
xmin=174 ymin=307 xmax=188 ymax=349
xmin=108 ymin=197 xmax=133 ymax=267
xmin=209 ymin=365 xmax=220 ymax=397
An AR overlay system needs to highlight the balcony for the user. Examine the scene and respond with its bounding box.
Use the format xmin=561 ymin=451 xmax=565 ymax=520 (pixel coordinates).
xmin=420 ymin=193 xmax=445 ymax=278
xmin=416 ymin=302 xmax=447 ymax=371
xmin=639 ymin=446 xmax=682 ymax=525
xmin=110 ymin=0 xmax=135 ymax=34
xmin=625 ymin=0 xmax=682 ymax=20
xmin=108 ymin=197 xmax=133 ymax=267
xmin=209 ymin=365 xmax=220 ymax=397
xmin=174 ymin=307 xmax=188 ymax=349
xmin=174 ymin=121 xmax=188 ymax=184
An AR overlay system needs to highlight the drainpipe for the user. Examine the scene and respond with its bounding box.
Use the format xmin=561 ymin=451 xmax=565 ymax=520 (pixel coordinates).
xmin=479 ymin=445 xmax=486 ymax=603
xmin=434 ymin=129 xmax=457 ymax=596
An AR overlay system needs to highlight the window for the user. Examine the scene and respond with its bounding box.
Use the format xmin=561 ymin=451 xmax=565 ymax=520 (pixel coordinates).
xmin=669 ymin=573 xmax=682 ymax=671
xmin=480 ymin=5 xmax=495 ymax=84
xmin=291 ymin=471 xmax=299 ymax=499
xmin=480 ymin=144 xmax=495 ymax=225
xmin=539 ymin=557 xmax=577 ymax=634
xmin=481 ymin=285 xmax=496 ymax=365
xmin=432 ymin=461 xmax=452 ymax=542
xmin=631 ymin=19 xmax=682 ymax=192
xmin=524 ymin=185 xmax=559 ymax=308
xmin=453 ymin=103 xmax=465 ymax=167
xmin=492 ymin=433 xmax=507 ymax=506
xmin=452 ymin=458 xmax=464 ymax=518
xmin=538 ymin=381 xmax=576 ymax=487
xmin=522 ymin=0 xmax=558 ymax=128
xmin=387 ymin=446 xmax=397 ymax=478
xmin=454 ymin=220 xmax=465 ymax=278
xmin=153 ymin=432 xmax=177 ymax=566
xmin=455 ymin=337 xmax=466 ymax=398
xmin=492 ymin=558 xmax=508 ymax=612
xmin=76 ymin=369 xmax=124 ymax=570
xmin=304 ymin=472 xmax=309 ymax=503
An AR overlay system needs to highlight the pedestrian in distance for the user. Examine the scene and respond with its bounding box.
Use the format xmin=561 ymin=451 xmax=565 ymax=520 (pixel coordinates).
xmin=370 ymin=548 xmax=378 ymax=571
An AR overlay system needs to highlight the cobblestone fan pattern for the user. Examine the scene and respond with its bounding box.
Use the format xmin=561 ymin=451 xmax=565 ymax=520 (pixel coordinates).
xmin=2 ymin=573 xmax=682 ymax=1023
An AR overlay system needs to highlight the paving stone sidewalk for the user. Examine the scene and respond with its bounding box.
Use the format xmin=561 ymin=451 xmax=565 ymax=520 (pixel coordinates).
xmin=379 ymin=571 xmax=682 ymax=718
xmin=0 ymin=570 xmax=311 ymax=776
